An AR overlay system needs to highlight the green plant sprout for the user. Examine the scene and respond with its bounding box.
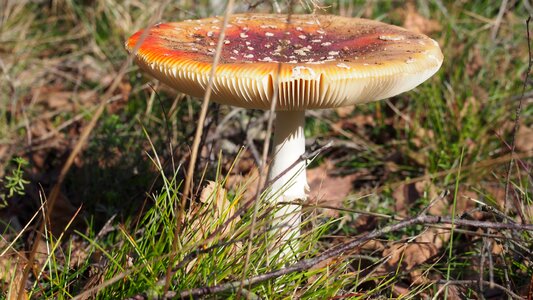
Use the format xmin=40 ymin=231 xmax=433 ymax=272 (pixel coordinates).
xmin=0 ymin=157 xmax=30 ymax=208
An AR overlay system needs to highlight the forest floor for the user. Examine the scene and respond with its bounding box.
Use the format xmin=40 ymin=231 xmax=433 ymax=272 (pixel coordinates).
xmin=0 ymin=1 xmax=532 ymax=299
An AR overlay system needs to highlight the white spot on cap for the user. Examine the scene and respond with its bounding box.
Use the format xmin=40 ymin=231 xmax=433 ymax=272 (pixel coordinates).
xmin=224 ymin=40 xmax=230 ymax=44
xmin=378 ymin=35 xmax=405 ymax=41
xmin=207 ymin=31 xmax=214 ymax=37
xmin=294 ymin=47 xmax=310 ymax=56
xmin=247 ymin=46 xmax=254 ymax=50
xmin=426 ymin=53 xmax=440 ymax=64
xmin=244 ymin=54 xmax=254 ymax=58
xmin=233 ymin=49 xmax=239 ymax=54
xmin=240 ymin=32 xmax=248 ymax=38
xmin=311 ymin=39 xmax=322 ymax=43
xmin=316 ymin=29 xmax=326 ymax=34
xmin=320 ymin=42 xmax=332 ymax=46
xmin=230 ymin=56 xmax=237 ymax=60
xmin=298 ymin=35 xmax=306 ymax=40
xmin=265 ymin=32 xmax=274 ymax=37
xmin=292 ymin=66 xmax=316 ymax=77
xmin=260 ymin=24 xmax=278 ymax=29
xmin=296 ymin=26 xmax=303 ymax=31
xmin=336 ymin=63 xmax=350 ymax=69
xmin=328 ymin=51 xmax=339 ymax=56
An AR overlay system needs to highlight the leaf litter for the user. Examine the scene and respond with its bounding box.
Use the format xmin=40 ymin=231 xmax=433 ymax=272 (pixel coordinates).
xmin=0 ymin=1 xmax=532 ymax=298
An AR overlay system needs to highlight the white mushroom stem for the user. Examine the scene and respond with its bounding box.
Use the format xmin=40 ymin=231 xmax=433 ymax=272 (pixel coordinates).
xmin=267 ymin=110 xmax=307 ymax=253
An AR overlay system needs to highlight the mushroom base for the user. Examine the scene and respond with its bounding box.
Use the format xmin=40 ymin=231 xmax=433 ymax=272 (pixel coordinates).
xmin=267 ymin=110 xmax=307 ymax=257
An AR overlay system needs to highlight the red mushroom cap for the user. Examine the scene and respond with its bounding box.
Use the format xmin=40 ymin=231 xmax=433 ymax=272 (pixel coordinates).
xmin=126 ymin=14 xmax=443 ymax=110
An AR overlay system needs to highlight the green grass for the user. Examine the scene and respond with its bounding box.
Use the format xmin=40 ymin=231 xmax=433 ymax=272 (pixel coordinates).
xmin=0 ymin=0 xmax=532 ymax=299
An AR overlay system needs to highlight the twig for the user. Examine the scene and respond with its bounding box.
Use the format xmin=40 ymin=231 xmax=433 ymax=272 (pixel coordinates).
xmin=504 ymin=16 xmax=532 ymax=213
xmin=16 ymin=5 xmax=172 ymax=298
xmin=300 ymin=203 xmax=394 ymax=219
xmin=166 ymin=1 xmax=235 ymax=292
xmin=490 ymin=0 xmax=508 ymax=41
xmin=71 ymin=269 xmax=134 ymax=300
xmin=176 ymin=214 xmax=533 ymax=298
xmin=376 ymin=150 xmax=533 ymax=194
xmin=307 ymin=110 xmax=381 ymax=153
xmin=240 ymin=5 xmax=295 ymax=297
xmin=435 ymin=279 xmax=523 ymax=300
xmin=168 ymin=142 xmax=333 ymax=282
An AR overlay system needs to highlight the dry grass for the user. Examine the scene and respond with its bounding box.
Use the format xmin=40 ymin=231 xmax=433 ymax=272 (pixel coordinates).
xmin=0 ymin=0 xmax=531 ymax=298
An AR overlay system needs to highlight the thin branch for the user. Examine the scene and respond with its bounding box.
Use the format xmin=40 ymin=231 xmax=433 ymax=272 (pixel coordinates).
xmin=504 ymin=16 xmax=532 ymax=212
xmin=166 ymin=0 xmax=235 ymax=293
xmin=435 ymin=279 xmax=523 ymax=300
xmin=175 ymin=214 xmax=533 ymax=298
xmin=17 ymin=5 xmax=172 ymax=298
xmin=168 ymin=142 xmax=333 ymax=280
xmin=240 ymin=7 xmax=291 ymax=294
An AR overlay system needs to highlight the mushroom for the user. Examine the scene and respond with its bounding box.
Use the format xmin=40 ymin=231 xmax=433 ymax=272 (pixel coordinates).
xmin=126 ymin=14 xmax=443 ymax=252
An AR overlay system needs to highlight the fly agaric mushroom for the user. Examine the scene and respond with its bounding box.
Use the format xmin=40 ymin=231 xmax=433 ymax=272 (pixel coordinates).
xmin=126 ymin=14 xmax=443 ymax=251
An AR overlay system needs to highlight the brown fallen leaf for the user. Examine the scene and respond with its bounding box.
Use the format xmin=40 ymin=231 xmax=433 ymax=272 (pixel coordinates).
xmin=391 ymin=283 xmax=411 ymax=298
xmin=0 ymin=250 xmax=28 ymax=299
xmin=225 ymin=167 xmax=259 ymax=204
xmin=383 ymin=239 xmax=438 ymax=271
xmin=189 ymin=181 xmax=241 ymax=244
xmin=483 ymin=184 xmax=506 ymax=209
xmin=359 ymin=239 xmax=385 ymax=252
xmin=403 ymin=2 xmax=442 ymax=35
xmin=334 ymin=106 xmax=353 ymax=118
xmin=380 ymin=225 xmax=447 ymax=281
xmin=453 ymin=188 xmax=477 ymax=214
xmin=436 ymin=283 xmax=463 ymax=300
xmin=516 ymin=124 xmax=533 ymax=152
xmin=185 ymin=181 xmax=242 ymax=273
xmin=307 ymin=256 xmax=337 ymax=285
xmin=31 ymin=236 xmax=49 ymax=273
xmin=466 ymin=46 xmax=485 ymax=77
xmin=68 ymin=238 xmax=89 ymax=269
xmin=392 ymin=182 xmax=420 ymax=217
xmin=394 ymin=180 xmax=441 ymax=217
xmin=417 ymin=227 xmax=450 ymax=253
xmin=307 ymin=160 xmax=356 ymax=217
